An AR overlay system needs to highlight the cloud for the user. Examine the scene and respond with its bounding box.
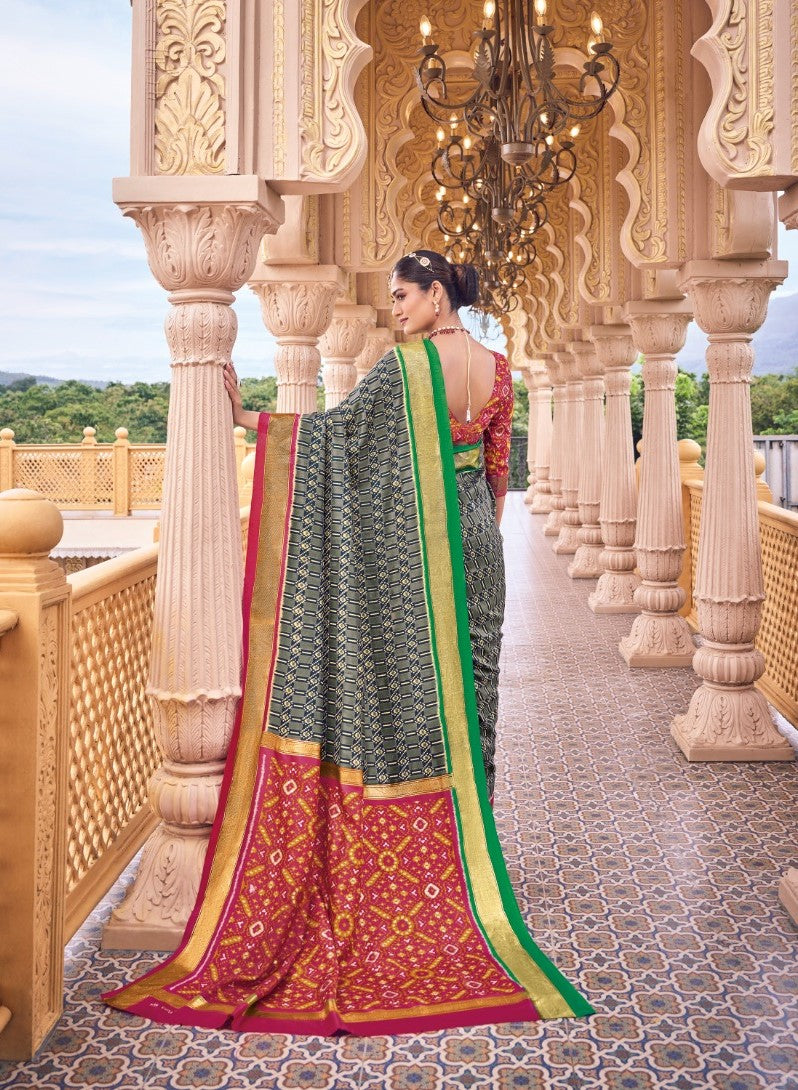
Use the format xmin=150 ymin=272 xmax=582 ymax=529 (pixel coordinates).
xmin=5 ymin=239 xmax=145 ymax=260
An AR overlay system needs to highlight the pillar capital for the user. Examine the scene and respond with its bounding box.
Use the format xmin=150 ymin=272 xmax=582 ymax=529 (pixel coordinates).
xmin=357 ymin=326 xmax=395 ymax=382
xmin=589 ymin=323 xmax=637 ymax=373
xmin=623 ymin=298 xmax=693 ymax=361
xmin=114 ymin=179 xmax=283 ymax=301
xmin=319 ymin=303 xmax=373 ymax=409
xmin=676 ymin=259 xmax=788 ymax=340
xmin=249 ymin=265 xmax=347 ymax=414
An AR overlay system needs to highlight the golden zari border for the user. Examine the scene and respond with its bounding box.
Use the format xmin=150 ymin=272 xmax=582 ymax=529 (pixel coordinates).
xmin=261 ymin=732 xmax=452 ymax=797
xmin=400 ymin=341 xmax=575 ymax=1019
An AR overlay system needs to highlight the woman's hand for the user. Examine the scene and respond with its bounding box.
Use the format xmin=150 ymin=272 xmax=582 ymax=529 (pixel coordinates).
xmin=223 ymin=363 xmax=260 ymax=431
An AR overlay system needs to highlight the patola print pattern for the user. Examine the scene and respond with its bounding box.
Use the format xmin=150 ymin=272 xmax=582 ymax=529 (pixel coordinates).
xmin=104 ymin=342 xmax=591 ymax=1034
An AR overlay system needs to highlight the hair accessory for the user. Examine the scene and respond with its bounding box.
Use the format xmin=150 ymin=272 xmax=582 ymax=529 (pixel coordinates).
xmin=407 ymin=251 xmax=432 ymax=269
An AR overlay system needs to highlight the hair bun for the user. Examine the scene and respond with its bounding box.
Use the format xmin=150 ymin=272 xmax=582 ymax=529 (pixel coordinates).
xmin=451 ymin=262 xmax=480 ymax=308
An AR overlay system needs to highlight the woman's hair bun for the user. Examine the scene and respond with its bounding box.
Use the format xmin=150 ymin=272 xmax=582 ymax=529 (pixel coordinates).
xmin=451 ymin=262 xmax=480 ymax=308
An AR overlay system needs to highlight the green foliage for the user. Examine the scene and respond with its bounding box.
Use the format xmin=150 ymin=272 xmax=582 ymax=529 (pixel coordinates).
xmin=631 ymin=367 xmax=706 ymax=455
xmin=1 ymin=364 xmax=795 ymax=451
xmin=750 ymin=370 xmax=798 ymax=435
xmin=512 ymin=378 xmax=529 ymax=435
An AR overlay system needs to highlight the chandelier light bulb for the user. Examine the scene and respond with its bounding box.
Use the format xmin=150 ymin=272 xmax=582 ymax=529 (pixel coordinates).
xmin=534 ymin=0 xmax=547 ymax=21
xmin=570 ymin=124 xmax=581 ymax=138
xmin=483 ymin=0 xmax=496 ymax=21
xmin=587 ymin=35 xmax=598 ymax=53
xmin=436 ymin=127 xmax=445 ymax=143
xmin=545 ymin=134 xmax=554 ymax=145
xmin=463 ymin=193 xmax=470 ymax=203
xmin=540 ymin=111 xmax=549 ymax=127
xmin=590 ymin=11 xmax=604 ymax=37
xmin=420 ymin=15 xmax=432 ymax=40
xmin=463 ymin=135 xmax=472 ymax=150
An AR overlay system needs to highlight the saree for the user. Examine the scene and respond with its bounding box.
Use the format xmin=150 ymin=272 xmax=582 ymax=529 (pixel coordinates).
xmin=104 ymin=339 xmax=592 ymax=1034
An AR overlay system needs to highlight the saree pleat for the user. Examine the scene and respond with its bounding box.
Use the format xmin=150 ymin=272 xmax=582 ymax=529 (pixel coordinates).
xmin=103 ymin=340 xmax=592 ymax=1034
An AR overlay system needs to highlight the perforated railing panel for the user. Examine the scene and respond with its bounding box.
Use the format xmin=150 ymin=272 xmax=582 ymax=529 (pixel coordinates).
xmin=130 ymin=448 xmax=166 ymax=508
xmin=67 ymin=570 xmax=160 ymax=893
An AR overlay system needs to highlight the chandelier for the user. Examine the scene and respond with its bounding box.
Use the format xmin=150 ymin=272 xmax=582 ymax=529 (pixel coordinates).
xmin=417 ymin=1 xmax=620 ymax=169
xmin=442 ymin=205 xmax=534 ymax=315
xmin=433 ymin=131 xmax=550 ymax=236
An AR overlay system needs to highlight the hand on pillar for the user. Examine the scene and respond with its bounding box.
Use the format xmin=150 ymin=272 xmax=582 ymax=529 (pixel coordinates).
xmin=104 ymin=196 xmax=283 ymax=949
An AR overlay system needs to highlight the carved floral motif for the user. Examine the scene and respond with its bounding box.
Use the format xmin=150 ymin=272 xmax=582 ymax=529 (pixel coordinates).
xmin=155 ymin=0 xmax=226 ymax=175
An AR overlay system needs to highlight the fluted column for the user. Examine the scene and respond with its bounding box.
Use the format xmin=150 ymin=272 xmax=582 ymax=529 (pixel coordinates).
xmin=356 ymin=326 xmax=394 ymax=383
xmin=568 ymin=341 xmax=605 ymax=578
xmin=319 ymin=302 xmax=372 ymax=409
xmin=531 ymin=369 xmax=553 ymax=514
xmin=588 ymin=324 xmax=641 ymax=615
xmin=620 ymin=300 xmax=696 ymax=666
xmin=250 ymin=264 xmax=345 ymax=414
xmin=671 ymin=261 xmax=793 ymax=762
xmin=104 ymin=196 xmax=282 ymax=949
xmin=554 ymin=348 xmax=583 ymax=555
xmin=543 ymin=357 xmax=566 ymax=536
xmin=521 ymin=368 xmax=538 ymax=504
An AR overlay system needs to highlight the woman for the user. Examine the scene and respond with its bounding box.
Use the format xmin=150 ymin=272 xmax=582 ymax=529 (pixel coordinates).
xmin=104 ymin=250 xmax=590 ymax=1035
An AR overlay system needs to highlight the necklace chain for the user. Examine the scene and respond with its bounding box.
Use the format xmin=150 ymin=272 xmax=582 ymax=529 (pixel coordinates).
xmin=427 ymin=325 xmax=466 ymax=338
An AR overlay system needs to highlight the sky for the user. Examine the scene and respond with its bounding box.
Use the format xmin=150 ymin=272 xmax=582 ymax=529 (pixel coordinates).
xmin=2 ymin=0 xmax=798 ymax=385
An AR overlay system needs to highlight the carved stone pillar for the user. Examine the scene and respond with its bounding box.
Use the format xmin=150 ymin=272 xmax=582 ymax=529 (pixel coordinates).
xmin=357 ymin=325 xmax=394 ymax=383
xmin=588 ymin=324 xmax=641 ymax=615
xmin=319 ymin=302 xmax=372 ymax=409
xmin=521 ymin=368 xmax=537 ymax=504
xmin=543 ymin=357 xmax=566 ymax=536
xmin=530 ymin=369 xmax=553 ymax=514
xmin=250 ymin=265 xmax=345 ymax=414
xmin=671 ymin=261 xmax=793 ymax=762
xmin=620 ymin=301 xmax=696 ymax=666
xmin=104 ymin=193 xmax=282 ymax=949
xmin=568 ymin=341 xmax=605 ymax=579
xmin=554 ymin=348 xmax=583 ymax=555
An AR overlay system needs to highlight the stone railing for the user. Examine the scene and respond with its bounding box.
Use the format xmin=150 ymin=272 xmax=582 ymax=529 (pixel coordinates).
xmin=685 ymin=476 xmax=798 ymax=728
xmin=0 ymin=479 xmax=253 ymax=1060
xmin=0 ymin=427 xmax=254 ymax=513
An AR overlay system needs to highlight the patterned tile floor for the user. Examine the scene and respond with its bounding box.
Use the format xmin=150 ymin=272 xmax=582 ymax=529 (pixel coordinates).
xmin=2 ymin=494 xmax=797 ymax=1090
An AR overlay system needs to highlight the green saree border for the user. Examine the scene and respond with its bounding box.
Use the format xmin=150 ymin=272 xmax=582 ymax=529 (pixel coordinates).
xmin=396 ymin=339 xmax=593 ymax=1019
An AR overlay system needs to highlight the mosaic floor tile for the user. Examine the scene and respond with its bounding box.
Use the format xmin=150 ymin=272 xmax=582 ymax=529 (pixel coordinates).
xmin=1 ymin=496 xmax=797 ymax=1090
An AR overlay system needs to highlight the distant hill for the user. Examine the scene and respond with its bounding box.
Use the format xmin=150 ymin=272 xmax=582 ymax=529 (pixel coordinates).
xmin=680 ymin=291 xmax=798 ymax=377
xmin=0 ymin=370 xmax=107 ymax=390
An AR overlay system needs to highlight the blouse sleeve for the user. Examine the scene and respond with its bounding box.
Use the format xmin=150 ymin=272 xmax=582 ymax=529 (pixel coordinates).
xmin=483 ymin=352 xmax=514 ymax=499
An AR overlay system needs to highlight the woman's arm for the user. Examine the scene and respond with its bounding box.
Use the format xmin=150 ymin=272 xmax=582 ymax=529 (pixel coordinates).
xmin=223 ymin=362 xmax=261 ymax=431
xmin=483 ymin=353 xmax=513 ymax=526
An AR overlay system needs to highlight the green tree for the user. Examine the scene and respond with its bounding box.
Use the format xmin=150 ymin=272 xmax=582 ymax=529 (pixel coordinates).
xmin=512 ymin=378 xmax=529 ymax=436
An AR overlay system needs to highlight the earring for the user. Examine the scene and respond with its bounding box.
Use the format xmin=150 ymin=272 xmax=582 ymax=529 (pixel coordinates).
xmin=434 ymin=301 xmax=440 ymax=317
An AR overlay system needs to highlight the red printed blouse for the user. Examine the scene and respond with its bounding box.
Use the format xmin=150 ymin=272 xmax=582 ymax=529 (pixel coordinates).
xmin=449 ymin=350 xmax=514 ymax=498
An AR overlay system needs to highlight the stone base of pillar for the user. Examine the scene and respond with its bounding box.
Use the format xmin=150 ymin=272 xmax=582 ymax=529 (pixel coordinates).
xmin=553 ymin=523 xmax=580 ymax=555
xmin=524 ymin=483 xmax=535 ymax=504
xmin=671 ymin=686 xmax=795 ymax=762
xmin=102 ymin=823 xmax=211 ymax=950
xmin=779 ymin=868 xmax=798 ymax=925
xmin=531 ymin=490 xmax=553 ymax=514
xmin=588 ymin=572 xmax=641 ymax=614
xmin=619 ymin=612 xmax=696 ymax=667
xmin=568 ymin=542 xmax=603 ymax=579
xmin=543 ymin=508 xmax=562 ymax=535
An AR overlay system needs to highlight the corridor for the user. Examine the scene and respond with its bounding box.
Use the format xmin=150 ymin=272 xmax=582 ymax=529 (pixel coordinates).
xmin=1 ymin=495 xmax=796 ymax=1090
